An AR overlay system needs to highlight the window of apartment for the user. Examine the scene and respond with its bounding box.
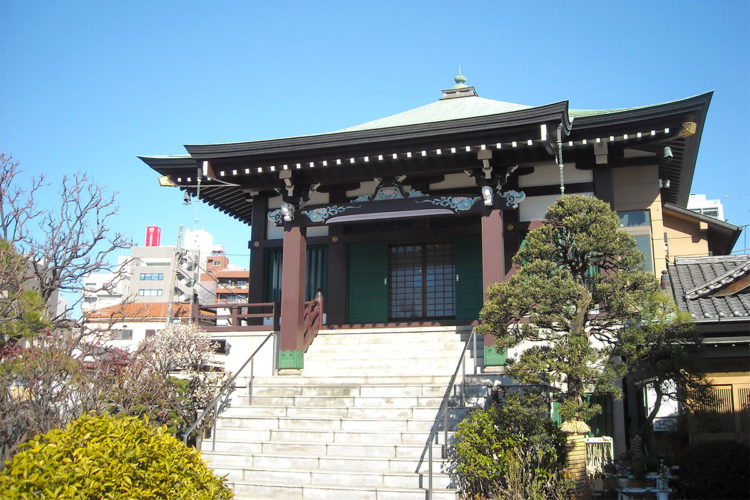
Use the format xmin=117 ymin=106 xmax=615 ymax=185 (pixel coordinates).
xmin=113 ymin=329 xmax=133 ymax=340
xmin=219 ymin=293 xmax=247 ymax=304
xmin=138 ymin=288 xmax=163 ymax=297
xmin=690 ymin=207 xmax=719 ymax=218
xmin=145 ymin=329 xmax=157 ymax=337
xmin=213 ymin=339 xmax=228 ymax=354
xmin=139 ymin=272 xmax=164 ymax=281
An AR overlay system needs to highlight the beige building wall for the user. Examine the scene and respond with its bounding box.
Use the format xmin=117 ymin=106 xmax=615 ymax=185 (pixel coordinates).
xmin=611 ymin=164 xmax=667 ymax=276
xmin=663 ymin=212 xmax=710 ymax=259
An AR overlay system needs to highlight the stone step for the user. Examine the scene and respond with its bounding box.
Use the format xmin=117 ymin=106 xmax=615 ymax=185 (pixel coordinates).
xmin=217 ymin=406 xmax=471 ymax=425
xmin=202 ymin=428 xmax=455 ymax=446
xmin=306 ymin=342 xmax=484 ymax=354
xmin=247 ymin=383 xmax=453 ymax=398
xmin=301 ymin=358 xmax=476 ymax=371
xmin=216 ymin=466 xmax=453 ymax=490
xmin=304 ymin=342 xmax=474 ymax=354
xmin=205 ymin=415 xmax=450 ymax=432
xmin=199 ymin=327 xmax=485 ymax=500
xmin=242 ymin=382 xmax=488 ymax=399
xmin=300 ymin=368 xmax=463 ymax=377
xmin=206 ymin=439 xmax=444 ymax=459
xmin=203 ymin=451 xmax=449 ymax=474
xmin=248 ymin=375 xmax=456 ymax=385
xmin=229 ymin=479 xmax=458 ymax=500
xmin=231 ymin=394 xmax=456 ymax=409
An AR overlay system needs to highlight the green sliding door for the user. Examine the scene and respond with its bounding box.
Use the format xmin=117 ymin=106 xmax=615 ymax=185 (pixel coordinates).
xmin=347 ymin=242 xmax=388 ymax=323
xmin=454 ymin=235 xmax=483 ymax=321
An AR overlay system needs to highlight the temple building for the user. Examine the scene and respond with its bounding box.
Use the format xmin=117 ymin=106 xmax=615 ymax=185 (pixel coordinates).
xmin=141 ymin=74 xmax=738 ymax=370
xmin=138 ymin=76 xmax=748 ymax=496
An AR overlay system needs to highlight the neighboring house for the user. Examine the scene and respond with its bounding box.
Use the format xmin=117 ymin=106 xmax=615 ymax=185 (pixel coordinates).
xmin=81 ymin=256 xmax=131 ymax=313
xmin=199 ymin=252 xmax=250 ymax=305
xmin=663 ymin=203 xmax=740 ymax=259
xmin=666 ymin=255 xmax=750 ymax=443
xmin=140 ymin=74 xmax=741 ymax=453
xmin=84 ymin=302 xmax=192 ymax=350
xmin=81 ymin=227 xmax=231 ymax=308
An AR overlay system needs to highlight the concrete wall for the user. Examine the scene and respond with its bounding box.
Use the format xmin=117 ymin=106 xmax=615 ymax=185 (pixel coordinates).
xmin=612 ymin=165 xmax=667 ymax=276
xmin=664 ymin=211 xmax=710 ymax=259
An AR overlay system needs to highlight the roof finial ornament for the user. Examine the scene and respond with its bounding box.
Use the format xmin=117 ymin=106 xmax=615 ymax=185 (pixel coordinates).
xmin=453 ymin=66 xmax=468 ymax=89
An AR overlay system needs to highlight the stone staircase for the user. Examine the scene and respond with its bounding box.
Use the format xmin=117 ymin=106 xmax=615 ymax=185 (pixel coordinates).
xmin=202 ymin=326 xmax=493 ymax=500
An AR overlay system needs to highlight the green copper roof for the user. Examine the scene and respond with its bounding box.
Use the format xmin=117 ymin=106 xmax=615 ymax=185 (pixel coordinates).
xmin=337 ymin=86 xmax=713 ymax=133
xmin=337 ymin=95 xmax=533 ymax=132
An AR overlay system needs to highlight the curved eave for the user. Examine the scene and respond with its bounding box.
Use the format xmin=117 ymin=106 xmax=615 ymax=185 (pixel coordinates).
xmin=183 ymin=101 xmax=572 ymax=160
xmin=137 ymin=155 xmax=198 ymax=172
xmin=137 ymin=155 xmax=253 ymax=226
xmin=571 ymin=92 xmax=713 ymax=206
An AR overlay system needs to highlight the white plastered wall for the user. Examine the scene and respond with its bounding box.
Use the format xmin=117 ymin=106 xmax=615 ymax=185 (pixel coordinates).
xmin=518 ymin=163 xmax=594 ymax=222
xmin=266 ymin=192 xmax=330 ymax=240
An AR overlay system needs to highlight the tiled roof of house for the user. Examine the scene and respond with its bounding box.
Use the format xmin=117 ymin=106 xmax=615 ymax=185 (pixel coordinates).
xmin=667 ymin=255 xmax=750 ymax=323
xmin=85 ymin=302 xmax=193 ymax=321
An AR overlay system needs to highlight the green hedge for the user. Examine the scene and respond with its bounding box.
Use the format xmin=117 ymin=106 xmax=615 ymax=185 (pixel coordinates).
xmin=451 ymin=392 xmax=570 ymax=499
xmin=0 ymin=413 xmax=232 ymax=499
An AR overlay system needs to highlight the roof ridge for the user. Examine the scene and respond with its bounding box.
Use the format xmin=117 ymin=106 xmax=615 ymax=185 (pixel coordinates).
xmin=674 ymin=255 xmax=749 ymax=264
xmin=684 ymin=258 xmax=750 ymax=299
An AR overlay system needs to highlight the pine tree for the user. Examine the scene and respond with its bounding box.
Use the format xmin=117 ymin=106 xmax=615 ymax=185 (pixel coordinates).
xmin=479 ymin=195 xmax=660 ymax=422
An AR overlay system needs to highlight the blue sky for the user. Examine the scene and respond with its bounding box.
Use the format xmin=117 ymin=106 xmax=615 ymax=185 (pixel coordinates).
xmin=2 ymin=0 xmax=749 ymax=261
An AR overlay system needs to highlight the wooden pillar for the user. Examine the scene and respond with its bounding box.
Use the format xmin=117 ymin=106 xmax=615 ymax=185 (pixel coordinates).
xmin=481 ymin=208 xmax=507 ymax=367
xmin=279 ymin=225 xmax=306 ymax=370
xmin=248 ymin=196 xmax=268 ymax=304
xmin=481 ymin=208 xmax=505 ymax=298
xmin=325 ymin=188 xmax=347 ymax=325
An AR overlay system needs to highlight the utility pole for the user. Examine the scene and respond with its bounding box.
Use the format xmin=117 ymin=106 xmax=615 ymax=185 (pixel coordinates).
xmin=165 ymin=225 xmax=183 ymax=324
xmin=188 ymin=169 xmax=202 ymax=323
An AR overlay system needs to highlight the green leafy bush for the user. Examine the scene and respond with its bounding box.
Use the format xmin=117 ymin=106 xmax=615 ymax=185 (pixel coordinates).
xmin=450 ymin=392 xmax=570 ymax=499
xmin=0 ymin=413 xmax=232 ymax=499
xmin=678 ymin=441 xmax=749 ymax=499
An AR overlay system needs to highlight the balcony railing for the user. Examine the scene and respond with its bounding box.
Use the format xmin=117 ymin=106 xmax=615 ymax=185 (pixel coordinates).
xmin=302 ymin=292 xmax=324 ymax=352
xmin=191 ymin=302 xmax=280 ymax=332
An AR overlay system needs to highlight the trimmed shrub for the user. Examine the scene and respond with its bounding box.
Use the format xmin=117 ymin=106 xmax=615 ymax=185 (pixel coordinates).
xmin=678 ymin=441 xmax=749 ymax=499
xmin=0 ymin=413 xmax=232 ymax=499
xmin=450 ymin=392 xmax=570 ymax=499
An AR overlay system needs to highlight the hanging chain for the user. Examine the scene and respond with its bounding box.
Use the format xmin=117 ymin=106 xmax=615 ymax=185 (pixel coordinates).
xmin=558 ymin=140 xmax=565 ymax=195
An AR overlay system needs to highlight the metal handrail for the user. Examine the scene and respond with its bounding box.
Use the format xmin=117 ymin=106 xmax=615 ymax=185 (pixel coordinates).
xmin=183 ymin=329 xmax=277 ymax=448
xmin=416 ymin=327 xmax=478 ymax=499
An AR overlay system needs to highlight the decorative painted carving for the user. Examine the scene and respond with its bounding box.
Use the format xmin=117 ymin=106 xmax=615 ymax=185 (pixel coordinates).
xmin=373 ymin=185 xmax=405 ymax=201
xmin=500 ymin=190 xmax=526 ymax=209
xmin=415 ymin=196 xmax=481 ymax=213
xmin=302 ymin=205 xmax=361 ymax=223
xmin=267 ymin=209 xmax=284 ymax=225
xmin=408 ymin=190 xmax=426 ymax=198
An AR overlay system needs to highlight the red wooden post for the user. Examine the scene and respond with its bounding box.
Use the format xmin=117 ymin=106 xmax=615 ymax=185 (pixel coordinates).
xmin=481 ymin=208 xmax=505 ymax=353
xmin=279 ymin=225 xmax=306 ymax=369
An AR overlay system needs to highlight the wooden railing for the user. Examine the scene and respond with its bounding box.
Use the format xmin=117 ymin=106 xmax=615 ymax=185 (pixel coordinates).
xmin=191 ymin=301 xmax=280 ymax=332
xmin=302 ymin=292 xmax=324 ymax=352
